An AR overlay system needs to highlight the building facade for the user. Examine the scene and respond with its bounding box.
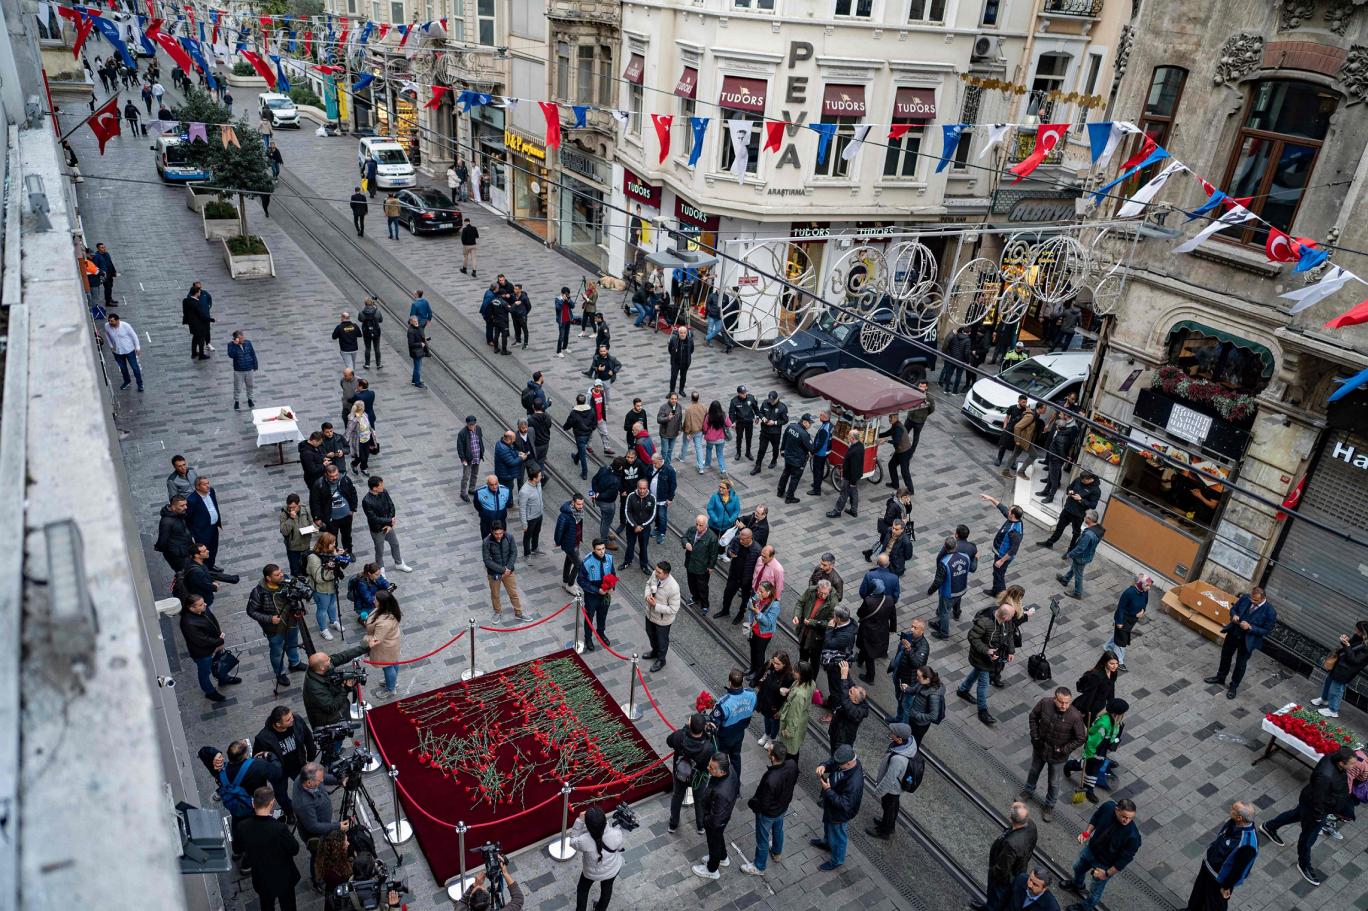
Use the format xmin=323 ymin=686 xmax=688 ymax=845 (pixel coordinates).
xmin=1077 ymin=0 xmax=1368 ymax=676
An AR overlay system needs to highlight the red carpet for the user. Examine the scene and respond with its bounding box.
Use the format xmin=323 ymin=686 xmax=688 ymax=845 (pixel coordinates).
xmin=365 ymin=649 xmax=671 ymax=883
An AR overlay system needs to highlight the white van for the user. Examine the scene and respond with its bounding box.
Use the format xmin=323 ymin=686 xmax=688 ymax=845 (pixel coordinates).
xmin=357 ymin=137 xmax=416 ymax=189
xmin=152 ymin=135 xmax=210 ymax=182
xmin=258 ymin=93 xmax=300 ymax=127
xmin=961 ymin=351 xmax=1092 ymax=434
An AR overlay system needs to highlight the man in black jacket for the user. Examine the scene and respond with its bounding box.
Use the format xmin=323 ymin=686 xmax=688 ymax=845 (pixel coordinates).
xmin=717 ymin=527 xmax=759 ymax=620
xmin=1038 ymin=472 xmax=1100 ymax=552
xmin=828 ymin=662 xmax=869 ymax=748
xmin=457 ymin=416 xmax=486 ymax=500
xmin=826 ymin=430 xmax=864 ymax=518
xmin=155 ymin=496 xmax=196 ymax=571
xmin=692 ymin=753 xmax=740 ymax=879
xmin=1038 ymin=415 xmax=1082 ymax=504
xmin=299 ymin=431 xmax=327 ymax=489
xmin=729 ymin=386 xmax=757 ymax=460
xmin=179 ymin=595 xmax=240 ymax=701
xmin=814 ymin=744 xmax=864 ymax=871
xmin=253 ymin=705 xmax=317 ymax=785
xmin=667 ymin=325 xmax=694 ymax=394
xmin=974 ymin=801 xmax=1038 ymax=911
xmin=181 ymin=543 xmax=220 ymax=607
xmin=332 ymin=310 xmax=362 ymax=372
xmin=310 ymin=464 xmax=358 ymax=554
xmin=752 ymin=392 xmax=788 ymax=472
xmin=562 ymin=396 xmax=597 ymax=481
xmin=1261 ymin=746 xmax=1354 ymax=885
xmin=235 ymin=787 xmax=301 ymax=909
xmin=623 ymin=479 xmax=657 ymax=573
xmin=349 ymin=186 xmax=368 ymax=235
xmin=362 ymin=475 xmax=411 ymax=572
xmin=407 ymin=315 xmax=428 ymax=387
xmin=740 ymin=741 xmax=799 ymax=876
xmin=777 ymin=414 xmax=814 ymax=503
xmin=666 ymin=713 xmax=715 ymax=833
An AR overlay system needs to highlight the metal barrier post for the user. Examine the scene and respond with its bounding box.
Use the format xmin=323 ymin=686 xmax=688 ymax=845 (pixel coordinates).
xmin=445 ymin=821 xmax=474 ymax=900
xmin=461 ymin=617 xmax=483 ymax=681
xmin=570 ymin=593 xmax=584 ymax=653
xmin=546 ymin=782 xmax=577 ymax=861
xmin=619 ymin=653 xmax=642 ymax=720
xmin=383 ymin=764 xmax=413 ymax=844
xmin=358 ymin=696 xmax=381 ymax=773
xmin=349 ymin=681 xmax=372 ymax=721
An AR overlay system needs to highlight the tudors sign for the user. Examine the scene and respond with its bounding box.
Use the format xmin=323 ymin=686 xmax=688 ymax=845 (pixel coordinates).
xmin=675 ymin=196 xmax=720 ymax=232
xmin=622 ymin=168 xmax=662 ymax=208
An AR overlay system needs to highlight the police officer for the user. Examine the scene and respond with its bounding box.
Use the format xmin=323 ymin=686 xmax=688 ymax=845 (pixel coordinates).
xmin=777 ymin=414 xmax=815 ymax=504
xmin=728 ymin=386 xmax=757 ymax=461
xmin=928 ymin=535 xmax=972 ymax=640
xmin=751 ymin=391 xmax=789 ymax=474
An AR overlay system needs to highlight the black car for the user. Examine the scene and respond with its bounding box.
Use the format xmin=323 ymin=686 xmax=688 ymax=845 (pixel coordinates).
xmin=769 ymin=307 xmax=937 ymax=394
xmin=396 ymin=188 xmax=461 ymax=234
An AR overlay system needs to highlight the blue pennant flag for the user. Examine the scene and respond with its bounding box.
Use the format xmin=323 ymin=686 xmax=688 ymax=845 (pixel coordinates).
xmin=457 ymin=90 xmax=493 ymax=111
xmin=808 ymin=122 xmax=839 ymax=166
xmin=936 ymin=124 xmax=966 ymax=173
xmin=688 ymin=117 xmax=710 ymax=167
xmin=235 ymin=25 xmax=251 ymax=51
xmin=90 ymin=15 xmax=136 ymax=68
xmin=572 ymin=105 xmax=590 ymax=128
xmin=1187 ymin=189 xmax=1227 ymax=221
xmin=352 ymin=73 xmax=376 ymax=93
xmin=198 ymin=20 xmax=206 ymax=43
xmin=271 ymin=54 xmax=291 ymax=93
xmin=1294 ymin=244 xmax=1330 ymax=274
xmin=1329 ymin=365 xmax=1368 ymax=403
xmin=135 ymin=15 xmax=157 ymax=55
xmin=1092 ymin=146 xmax=1169 ymax=202
xmin=287 ymin=29 xmax=297 ymax=53
xmin=359 ymin=21 xmax=374 ymax=46
xmin=182 ymin=37 xmax=217 ymax=90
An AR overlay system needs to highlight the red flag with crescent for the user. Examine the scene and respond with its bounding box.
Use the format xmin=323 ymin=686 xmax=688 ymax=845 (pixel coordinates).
xmin=426 ymin=85 xmax=451 ymax=109
xmin=72 ymin=15 xmax=96 ymax=57
xmin=1008 ymin=123 xmax=1067 ymax=184
xmin=145 ymin=18 xmax=196 ymax=76
xmin=1265 ymin=227 xmax=1297 ymax=263
xmin=88 ymin=96 xmax=122 ymax=155
xmin=539 ymin=102 xmax=561 ymax=150
xmin=238 ymin=48 xmax=277 ymax=90
xmin=763 ymin=120 xmax=784 ymax=153
xmin=1120 ymin=134 xmax=1157 ymax=172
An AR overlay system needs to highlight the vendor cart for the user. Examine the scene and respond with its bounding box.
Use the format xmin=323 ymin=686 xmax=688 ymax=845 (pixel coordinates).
xmin=803 ymin=368 xmax=928 ymax=487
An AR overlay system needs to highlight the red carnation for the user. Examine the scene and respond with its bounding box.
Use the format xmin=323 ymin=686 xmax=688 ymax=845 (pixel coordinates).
xmin=601 ymin=572 xmax=620 ymax=592
xmin=696 ymin=691 xmax=716 ymax=713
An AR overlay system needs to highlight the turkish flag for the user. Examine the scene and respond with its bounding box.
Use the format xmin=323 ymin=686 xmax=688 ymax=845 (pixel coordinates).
xmin=651 ymin=114 xmax=673 ymax=164
xmin=1276 ymin=475 xmax=1305 ymax=520
xmin=1326 ymin=298 xmax=1368 ymax=329
xmin=1008 ymin=123 xmax=1067 ymax=184
xmin=1265 ymin=227 xmax=1297 ymax=263
xmin=239 ymin=49 xmax=277 ymax=90
xmin=539 ymin=102 xmax=561 ymax=150
xmin=88 ymin=97 xmax=121 ymax=155
xmin=1120 ymin=134 xmax=1158 ymax=172
xmin=427 ymin=85 xmax=451 ymax=110
xmin=763 ymin=120 xmax=784 ymax=153
xmin=72 ymin=16 xmax=96 ymax=58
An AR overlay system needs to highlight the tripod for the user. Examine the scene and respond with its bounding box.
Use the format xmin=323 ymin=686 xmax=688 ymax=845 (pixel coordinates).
xmin=338 ymin=771 xmax=404 ymax=868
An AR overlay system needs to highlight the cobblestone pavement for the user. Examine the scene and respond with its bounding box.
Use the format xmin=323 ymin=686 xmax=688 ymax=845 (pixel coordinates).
xmin=75 ymin=69 xmax=1368 ymax=911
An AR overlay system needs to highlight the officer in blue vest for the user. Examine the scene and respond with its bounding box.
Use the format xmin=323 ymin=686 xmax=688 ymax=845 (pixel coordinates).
xmin=1204 ymin=587 xmax=1277 ymax=700
xmin=808 ymin=411 xmax=833 ymax=497
xmin=927 ymin=535 xmax=971 ymax=640
xmin=981 ymin=494 xmax=1024 ymax=598
xmin=1186 ymin=801 xmax=1259 ymax=910
xmin=577 ymin=538 xmax=617 ymax=651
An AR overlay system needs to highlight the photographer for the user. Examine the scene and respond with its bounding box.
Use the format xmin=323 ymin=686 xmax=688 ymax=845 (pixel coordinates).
xmin=458 ymin=856 xmax=524 ymax=910
xmin=364 ymin=591 xmax=403 ymax=699
xmin=254 ymin=705 xmax=318 ymax=784
xmin=310 ymin=463 xmax=359 ymax=555
xmin=280 ymin=493 xmax=321 ymax=577
xmin=294 ymin=761 xmax=345 ymax=840
xmin=335 ymin=852 xmax=404 ymax=911
xmin=569 ymin=806 xmax=625 ymax=911
xmin=246 ymin=563 xmax=306 ymax=689
xmin=307 ymin=532 xmax=347 ymax=641
xmin=197 ymin=740 xmax=284 ymax=864
xmin=347 ymin=563 xmax=393 ymax=624
xmin=303 ymin=643 xmax=371 ymax=728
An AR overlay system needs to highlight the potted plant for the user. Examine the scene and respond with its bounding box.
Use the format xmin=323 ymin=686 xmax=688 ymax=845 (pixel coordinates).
xmin=174 ymin=89 xmax=277 ymax=279
xmin=202 ymin=198 xmax=240 ymax=241
xmin=227 ymin=59 xmax=268 ymax=87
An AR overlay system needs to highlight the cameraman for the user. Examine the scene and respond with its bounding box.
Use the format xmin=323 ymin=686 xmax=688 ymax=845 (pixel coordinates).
xmin=246 ymin=563 xmax=305 ymax=689
xmin=254 ymin=705 xmax=317 ymax=784
xmin=303 ymin=643 xmax=371 ymax=728
xmin=307 ymin=531 xmax=345 ymax=641
xmin=458 ymin=857 xmax=524 ymax=910
xmin=342 ymin=852 xmax=404 ymax=911
xmin=294 ymin=761 xmax=346 ymax=841
xmin=569 ymin=806 xmax=625 ymax=911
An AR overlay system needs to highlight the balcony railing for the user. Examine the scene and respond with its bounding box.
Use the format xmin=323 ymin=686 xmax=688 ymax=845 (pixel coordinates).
xmin=1008 ymin=129 xmax=1065 ymax=166
xmin=545 ymin=0 xmax=622 ymax=24
xmin=1043 ymin=0 xmax=1103 ymax=16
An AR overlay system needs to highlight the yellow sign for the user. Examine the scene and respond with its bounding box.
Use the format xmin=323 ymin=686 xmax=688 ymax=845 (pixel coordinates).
xmin=505 ymin=130 xmax=546 ymax=161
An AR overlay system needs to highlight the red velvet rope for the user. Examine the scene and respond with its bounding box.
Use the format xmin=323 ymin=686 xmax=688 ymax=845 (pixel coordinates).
xmin=577 ymin=603 xmax=633 ymax=661
xmin=363 ymin=629 xmax=466 ymax=666
xmin=479 ymin=601 xmax=573 ymax=633
xmin=636 ymin=666 xmax=678 ymax=732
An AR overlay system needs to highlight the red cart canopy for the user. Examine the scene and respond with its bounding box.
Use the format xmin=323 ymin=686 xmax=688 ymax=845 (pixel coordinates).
xmin=804 ymin=368 xmax=927 ymax=417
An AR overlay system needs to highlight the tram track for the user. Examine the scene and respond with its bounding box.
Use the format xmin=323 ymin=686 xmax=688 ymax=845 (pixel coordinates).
xmin=268 ymin=171 xmax=1148 ymax=909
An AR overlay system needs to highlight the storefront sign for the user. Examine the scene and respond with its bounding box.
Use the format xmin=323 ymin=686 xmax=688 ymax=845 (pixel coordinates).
xmin=674 ymin=196 xmax=720 ymax=231
xmin=622 ymin=168 xmax=662 ymax=208
xmin=1008 ymin=197 xmax=1081 ymax=222
xmin=790 ymin=222 xmax=831 ymax=240
xmin=505 ymin=130 xmax=545 ymax=161
xmin=1166 ymin=403 xmax=1215 ymax=447
xmin=675 ymin=66 xmax=698 ymax=99
xmin=892 ymin=87 xmax=936 ymax=121
xmin=767 ymin=187 xmax=808 ymax=196
xmin=1330 ymin=438 xmax=1368 ymax=469
xmin=559 ymin=147 xmax=605 ymax=183
xmin=719 ymin=75 xmax=768 ymax=114
xmin=854 ymin=222 xmax=903 ymax=240
xmin=738 ymin=274 xmax=760 ymax=286
xmin=822 ymin=84 xmax=866 ymax=117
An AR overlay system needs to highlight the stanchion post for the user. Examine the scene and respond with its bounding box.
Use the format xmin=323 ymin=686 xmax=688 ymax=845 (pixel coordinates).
xmin=619 ymin=653 xmax=642 ymax=720
xmin=571 ymin=594 xmax=584 ymax=653
xmin=358 ymin=694 xmax=381 ymax=773
xmin=445 ymin=821 xmax=474 ymax=900
xmin=461 ymin=617 xmax=483 ymax=681
xmin=349 ymin=681 xmax=372 ymax=721
xmin=546 ymin=781 xmax=577 ymax=860
xmin=383 ymin=764 xmax=413 ymax=844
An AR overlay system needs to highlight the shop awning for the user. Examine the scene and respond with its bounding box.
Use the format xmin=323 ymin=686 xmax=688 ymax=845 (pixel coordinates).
xmin=822 ymin=84 xmax=866 ymax=117
xmin=719 ymin=76 xmax=767 ymax=114
xmin=891 ymin=87 xmax=936 ymax=121
xmin=645 ymin=247 xmax=718 ymax=269
xmin=1167 ymin=320 xmax=1275 ymax=377
xmin=623 ymin=54 xmax=644 ymax=85
xmin=804 ymin=368 xmax=927 ymax=417
xmin=675 ymin=66 xmax=698 ymax=99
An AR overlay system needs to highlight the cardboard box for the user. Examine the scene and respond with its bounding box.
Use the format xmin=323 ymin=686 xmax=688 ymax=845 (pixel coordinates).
xmin=1162 ymin=580 xmax=1234 ymax=644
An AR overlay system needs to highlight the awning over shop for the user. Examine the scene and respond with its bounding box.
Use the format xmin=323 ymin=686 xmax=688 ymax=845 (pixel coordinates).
xmin=675 ymin=66 xmax=698 ymax=99
xmin=822 ymin=84 xmax=866 ymax=117
xmin=623 ymin=54 xmax=644 ymax=85
xmin=719 ymin=76 xmax=767 ymax=114
xmin=891 ymin=87 xmax=936 ymax=121
xmin=1167 ymin=320 xmax=1275 ymax=377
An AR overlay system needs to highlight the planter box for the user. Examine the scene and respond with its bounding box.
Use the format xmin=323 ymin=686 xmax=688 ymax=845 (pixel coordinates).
xmin=296 ymin=104 xmax=329 ymax=125
xmin=227 ymin=73 xmax=269 ymax=87
xmin=203 ymin=210 xmax=240 ymax=241
xmin=185 ymin=185 xmax=217 ymax=214
xmin=221 ymin=239 xmax=275 ymax=279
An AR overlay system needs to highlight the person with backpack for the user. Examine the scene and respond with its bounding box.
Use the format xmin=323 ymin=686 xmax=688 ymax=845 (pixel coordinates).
xmin=179 ymin=594 xmax=240 ymax=702
xmin=739 ymin=739 xmax=799 ymax=876
xmin=666 ymin=713 xmax=716 ymax=834
xmin=359 ymin=298 xmax=383 ymax=368
xmin=197 ymin=741 xmax=284 ymax=859
xmin=865 ymin=723 xmax=920 ymax=841
xmin=1069 ymin=698 xmax=1127 ymax=805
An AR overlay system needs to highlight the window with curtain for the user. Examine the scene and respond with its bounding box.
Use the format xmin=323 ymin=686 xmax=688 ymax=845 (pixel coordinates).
xmin=598 ymin=47 xmax=613 ymax=105
xmin=980 ymin=0 xmax=1001 ymax=26
xmin=679 ymin=97 xmax=698 ymax=160
xmin=720 ymin=112 xmax=762 ymax=175
xmin=1221 ymin=79 xmax=1337 ymax=245
xmin=883 ymin=124 xmax=923 ymax=178
xmin=909 ymin=0 xmax=947 ymax=22
xmin=476 ymin=0 xmax=494 ymax=45
xmin=1073 ymin=53 xmax=1103 ymax=128
xmin=629 ymin=83 xmax=643 ymax=135
xmin=1026 ymin=52 xmax=1070 ymax=119
xmin=576 ymin=45 xmax=594 ymax=104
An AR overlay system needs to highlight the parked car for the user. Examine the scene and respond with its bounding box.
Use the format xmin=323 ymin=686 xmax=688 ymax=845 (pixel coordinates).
xmin=769 ymin=307 xmax=937 ymax=395
xmin=258 ymin=93 xmax=300 ymax=127
xmin=961 ymin=351 xmax=1092 ymax=434
xmin=152 ymin=135 xmax=210 ymax=182
xmin=396 ymin=188 xmax=460 ymax=234
xmin=357 ymin=137 xmax=416 ymax=189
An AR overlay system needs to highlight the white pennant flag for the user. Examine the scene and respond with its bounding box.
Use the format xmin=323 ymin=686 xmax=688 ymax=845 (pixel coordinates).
xmin=609 ymin=110 xmax=630 ymax=125
xmin=399 ymin=80 xmax=421 ymax=97
xmin=1282 ymin=265 xmax=1363 ymax=314
xmin=1172 ymin=205 xmax=1257 ymax=255
xmin=978 ymin=124 xmax=1011 ymax=159
xmin=500 ymin=96 xmax=520 ymax=113
xmin=1117 ymin=160 xmax=1187 ymax=218
xmin=841 ymin=123 xmax=872 ymax=162
xmin=1095 ymin=121 xmax=1140 ymax=170
xmin=727 ymin=118 xmax=753 ymax=185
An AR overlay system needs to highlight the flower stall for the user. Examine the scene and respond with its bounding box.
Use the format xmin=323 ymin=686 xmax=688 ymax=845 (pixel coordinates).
xmin=1255 ymin=703 xmax=1362 ymax=768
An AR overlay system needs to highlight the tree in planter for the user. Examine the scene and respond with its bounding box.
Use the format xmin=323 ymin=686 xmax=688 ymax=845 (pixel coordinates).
xmin=173 ymin=88 xmax=275 ymax=243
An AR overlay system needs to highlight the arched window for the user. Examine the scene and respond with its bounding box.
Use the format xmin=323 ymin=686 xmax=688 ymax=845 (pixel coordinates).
xmin=1221 ymin=79 xmax=1338 ymax=246
xmin=1119 ymin=66 xmax=1187 ymax=196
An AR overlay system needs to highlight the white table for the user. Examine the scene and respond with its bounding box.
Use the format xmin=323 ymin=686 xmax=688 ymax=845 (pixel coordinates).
xmin=252 ymin=406 xmax=303 ymax=466
xmin=1253 ymin=702 xmax=1332 ymax=769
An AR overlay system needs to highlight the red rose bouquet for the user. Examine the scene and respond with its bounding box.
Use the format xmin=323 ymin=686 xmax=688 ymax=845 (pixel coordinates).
xmin=695 ymin=691 xmax=715 ymax=714
xmin=1265 ymin=705 xmax=1361 ymax=755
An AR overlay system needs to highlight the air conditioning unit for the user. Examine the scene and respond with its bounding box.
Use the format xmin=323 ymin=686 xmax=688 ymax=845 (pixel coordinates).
xmin=971 ymin=35 xmax=1002 ymax=61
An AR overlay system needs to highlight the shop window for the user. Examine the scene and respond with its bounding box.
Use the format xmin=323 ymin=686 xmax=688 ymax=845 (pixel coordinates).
xmin=883 ymin=123 xmax=922 ymax=179
xmin=1221 ymin=79 xmax=1337 ymax=246
xmin=1164 ymin=325 xmax=1272 ymax=395
xmin=1119 ymin=446 xmax=1230 ymax=531
xmin=952 ymin=85 xmax=981 ymax=170
xmin=835 ymin=0 xmax=873 ymax=17
xmin=476 ymin=0 xmax=495 ymax=45
xmin=720 ymin=111 xmax=762 ymax=175
xmin=576 ymin=45 xmax=594 ymax=104
xmin=679 ymin=96 xmax=698 ymax=160
xmin=909 ymin=0 xmax=946 ymax=22
xmin=815 ymin=115 xmax=861 ymax=178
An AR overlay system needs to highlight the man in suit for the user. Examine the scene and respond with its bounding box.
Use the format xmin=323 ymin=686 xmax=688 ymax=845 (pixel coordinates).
xmin=1204 ymin=587 xmax=1277 ymax=700
xmin=235 ymin=786 xmax=301 ymax=910
xmin=1003 ymin=868 xmax=1060 ymax=911
xmin=186 ymin=475 xmax=224 ymax=570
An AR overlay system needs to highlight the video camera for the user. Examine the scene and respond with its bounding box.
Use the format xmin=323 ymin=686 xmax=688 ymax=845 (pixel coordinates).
xmin=611 ymin=803 xmax=639 ymax=832
xmin=327 ymin=748 xmax=375 ymax=780
xmin=315 ymin=719 xmax=357 ymax=751
xmin=333 ymin=875 xmax=407 ymax=910
xmin=475 ymin=842 xmax=508 ymax=908
xmin=326 ymin=664 xmax=368 ymax=686
xmin=324 ymin=552 xmax=355 ymax=578
xmin=277 ymin=575 xmax=316 ymax=622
